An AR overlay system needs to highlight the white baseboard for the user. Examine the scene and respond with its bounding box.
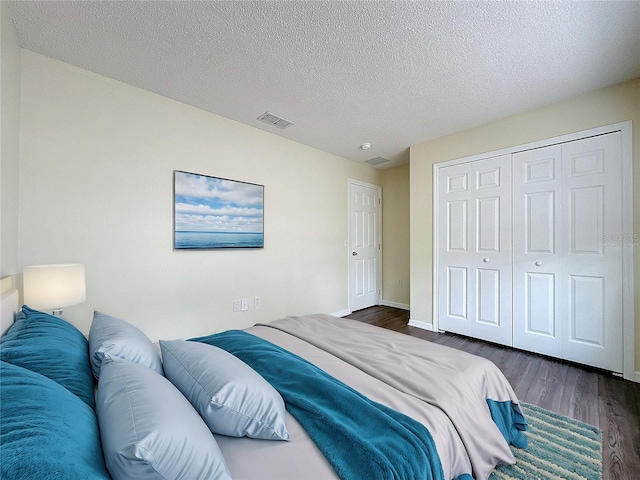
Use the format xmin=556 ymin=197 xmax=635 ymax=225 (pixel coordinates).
xmin=633 ymin=371 xmax=640 ymax=383
xmin=408 ymin=318 xmax=434 ymax=331
xmin=381 ymin=301 xmax=410 ymax=311
xmin=333 ymin=302 xmax=409 ymax=317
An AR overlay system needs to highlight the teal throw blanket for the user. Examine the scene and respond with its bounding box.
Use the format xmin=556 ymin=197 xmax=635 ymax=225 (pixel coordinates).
xmin=486 ymin=399 xmax=528 ymax=449
xmin=192 ymin=330 xmax=445 ymax=480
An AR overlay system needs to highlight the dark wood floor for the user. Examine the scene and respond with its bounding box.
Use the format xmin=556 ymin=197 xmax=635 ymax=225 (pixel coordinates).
xmin=346 ymin=306 xmax=640 ymax=480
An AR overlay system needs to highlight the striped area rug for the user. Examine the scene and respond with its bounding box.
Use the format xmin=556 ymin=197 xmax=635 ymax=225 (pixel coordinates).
xmin=490 ymin=402 xmax=602 ymax=480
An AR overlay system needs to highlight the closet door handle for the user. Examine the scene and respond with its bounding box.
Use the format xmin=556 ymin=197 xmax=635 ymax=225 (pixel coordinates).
xmin=483 ymin=258 xmax=490 ymax=263
xmin=535 ymin=261 xmax=542 ymax=266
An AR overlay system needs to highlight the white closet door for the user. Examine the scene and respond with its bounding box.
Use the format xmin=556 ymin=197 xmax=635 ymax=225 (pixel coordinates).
xmin=561 ymin=133 xmax=623 ymax=372
xmin=437 ymin=154 xmax=512 ymax=346
xmin=512 ymin=145 xmax=563 ymax=357
xmin=513 ymin=133 xmax=623 ymax=372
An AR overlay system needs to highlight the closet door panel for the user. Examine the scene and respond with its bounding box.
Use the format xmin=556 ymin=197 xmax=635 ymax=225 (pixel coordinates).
xmin=438 ymin=155 xmax=512 ymax=346
xmin=447 ymin=200 xmax=468 ymax=251
xmin=446 ymin=266 xmax=468 ymax=320
xmin=477 ymin=268 xmax=500 ymax=326
xmin=569 ymin=275 xmax=605 ymax=347
xmin=526 ymin=191 xmax=555 ymax=253
xmin=512 ymin=145 xmax=563 ymax=358
xmin=561 ymin=133 xmax=623 ymax=372
xmin=525 ymin=272 xmax=555 ymax=336
xmin=569 ymin=186 xmax=604 ymax=254
xmin=477 ymin=196 xmax=501 ymax=252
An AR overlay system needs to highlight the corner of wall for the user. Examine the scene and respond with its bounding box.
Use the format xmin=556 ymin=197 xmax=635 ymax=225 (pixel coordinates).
xmin=407 ymin=318 xmax=434 ymax=331
xmin=1 ymin=2 xmax=22 ymax=278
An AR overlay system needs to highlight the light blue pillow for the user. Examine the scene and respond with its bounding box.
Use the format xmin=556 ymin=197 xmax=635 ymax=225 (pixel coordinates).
xmin=0 ymin=361 xmax=110 ymax=480
xmin=0 ymin=305 xmax=95 ymax=408
xmin=97 ymin=355 xmax=231 ymax=480
xmin=161 ymin=339 xmax=290 ymax=441
xmin=89 ymin=311 xmax=163 ymax=379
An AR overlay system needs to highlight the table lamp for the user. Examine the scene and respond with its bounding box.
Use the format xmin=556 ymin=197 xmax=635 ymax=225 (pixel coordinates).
xmin=23 ymin=264 xmax=86 ymax=316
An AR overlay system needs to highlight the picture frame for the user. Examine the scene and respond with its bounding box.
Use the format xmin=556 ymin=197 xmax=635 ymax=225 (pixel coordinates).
xmin=173 ymin=170 xmax=264 ymax=249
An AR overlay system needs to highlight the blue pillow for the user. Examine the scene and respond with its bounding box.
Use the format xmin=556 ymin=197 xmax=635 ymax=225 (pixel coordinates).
xmin=89 ymin=311 xmax=163 ymax=379
xmin=161 ymin=339 xmax=290 ymax=440
xmin=0 ymin=361 xmax=110 ymax=480
xmin=97 ymin=355 xmax=231 ymax=480
xmin=0 ymin=305 xmax=95 ymax=408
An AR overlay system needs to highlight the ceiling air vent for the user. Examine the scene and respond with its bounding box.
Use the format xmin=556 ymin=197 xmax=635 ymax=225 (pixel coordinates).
xmin=364 ymin=156 xmax=390 ymax=166
xmin=257 ymin=112 xmax=294 ymax=129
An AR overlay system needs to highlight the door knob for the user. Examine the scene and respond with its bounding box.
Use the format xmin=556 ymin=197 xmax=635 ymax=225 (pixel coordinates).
xmin=535 ymin=261 xmax=542 ymax=266
xmin=483 ymin=258 xmax=489 ymax=262
xmin=352 ymin=252 xmax=358 ymax=256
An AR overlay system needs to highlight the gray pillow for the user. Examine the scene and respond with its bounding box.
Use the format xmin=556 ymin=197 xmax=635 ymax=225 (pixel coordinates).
xmin=96 ymin=355 xmax=231 ymax=480
xmin=89 ymin=311 xmax=163 ymax=379
xmin=160 ymin=339 xmax=290 ymax=441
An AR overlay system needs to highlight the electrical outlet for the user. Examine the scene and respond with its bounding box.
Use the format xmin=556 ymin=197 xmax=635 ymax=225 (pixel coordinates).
xmin=241 ymin=298 xmax=249 ymax=311
xmin=233 ymin=300 xmax=240 ymax=313
xmin=254 ymin=296 xmax=261 ymax=309
xmin=398 ymin=278 xmax=403 ymax=286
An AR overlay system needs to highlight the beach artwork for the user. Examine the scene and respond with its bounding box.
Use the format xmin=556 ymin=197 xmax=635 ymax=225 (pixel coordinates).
xmin=174 ymin=170 xmax=264 ymax=249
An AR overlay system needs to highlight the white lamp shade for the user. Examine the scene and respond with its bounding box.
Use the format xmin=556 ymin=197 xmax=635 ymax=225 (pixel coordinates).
xmin=23 ymin=264 xmax=86 ymax=310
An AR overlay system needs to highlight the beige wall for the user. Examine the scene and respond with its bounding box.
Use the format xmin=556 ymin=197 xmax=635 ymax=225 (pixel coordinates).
xmin=380 ymin=164 xmax=410 ymax=308
xmin=410 ymin=78 xmax=640 ymax=372
xmin=0 ymin=3 xmax=21 ymax=277
xmin=18 ymin=50 xmax=382 ymax=340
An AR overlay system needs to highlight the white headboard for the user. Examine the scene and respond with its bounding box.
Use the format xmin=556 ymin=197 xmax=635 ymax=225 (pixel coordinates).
xmin=1 ymin=276 xmax=19 ymax=336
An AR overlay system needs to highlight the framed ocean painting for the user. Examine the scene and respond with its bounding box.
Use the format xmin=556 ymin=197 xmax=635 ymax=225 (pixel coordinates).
xmin=173 ymin=170 xmax=264 ymax=249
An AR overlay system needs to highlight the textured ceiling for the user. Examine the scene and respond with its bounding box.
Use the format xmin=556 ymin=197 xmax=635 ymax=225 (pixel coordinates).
xmin=6 ymin=1 xmax=640 ymax=169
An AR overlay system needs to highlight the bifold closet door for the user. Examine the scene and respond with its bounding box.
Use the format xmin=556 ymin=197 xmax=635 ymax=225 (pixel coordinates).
xmin=512 ymin=145 xmax=563 ymax=358
xmin=560 ymin=133 xmax=623 ymax=372
xmin=437 ymin=154 xmax=512 ymax=346
xmin=513 ymin=133 xmax=623 ymax=372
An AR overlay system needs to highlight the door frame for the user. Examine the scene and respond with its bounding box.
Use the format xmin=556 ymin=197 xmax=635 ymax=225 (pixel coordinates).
xmin=347 ymin=179 xmax=382 ymax=313
xmin=432 ymin=121 xmax=635 ymax=380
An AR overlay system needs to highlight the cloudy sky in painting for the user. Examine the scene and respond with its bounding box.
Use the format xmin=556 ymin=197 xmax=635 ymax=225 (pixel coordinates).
xmin=174 ymin=171 xmax=264 ymax=233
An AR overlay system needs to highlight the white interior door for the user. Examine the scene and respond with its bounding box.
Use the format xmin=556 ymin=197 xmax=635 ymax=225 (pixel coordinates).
xmin=561 ymin=133 xmax=623 ymax=372
xmin=437 ymin=154 xmax=512 ymax=346
xmin=512 ymin=145 xmax=563 ymax=357
xmin=349 ymin=181 xmax=381 ymax=312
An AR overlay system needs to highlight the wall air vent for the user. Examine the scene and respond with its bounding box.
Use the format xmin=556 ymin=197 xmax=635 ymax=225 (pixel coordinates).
xmin=257 ymin=112 xmax=294 ymax=129
xmin=364 ymin=156 xmax=390 ymax=166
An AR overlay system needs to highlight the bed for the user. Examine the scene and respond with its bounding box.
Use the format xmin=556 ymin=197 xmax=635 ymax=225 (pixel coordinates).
xmin=0 ymin=278 xmax=527 ymax=480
